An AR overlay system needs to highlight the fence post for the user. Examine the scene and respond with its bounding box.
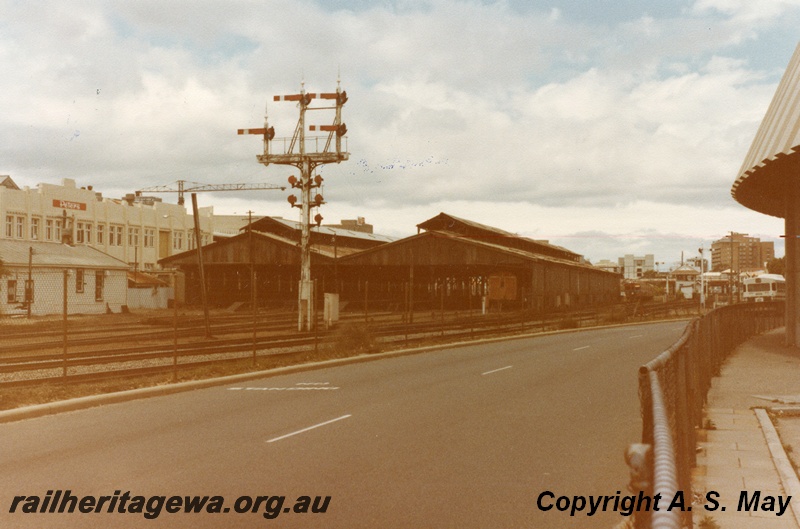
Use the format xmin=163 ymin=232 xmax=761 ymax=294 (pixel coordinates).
xmin=440 ymin=281 xmax=445 ymax=337
xmin=404 ymin=282 xmax=409 ymax=346
xmin=252 ymin=268 xmax=257 ymax=365
xmin=173 ymin=270 xmax=179 ymax=382
xmin=62 ymin=269 xmax=68 ymax=378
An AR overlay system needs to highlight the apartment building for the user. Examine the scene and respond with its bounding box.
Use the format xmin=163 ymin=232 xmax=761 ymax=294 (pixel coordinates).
xmin=0 ymin=176 xmax=213 ymax=270
xmin=618 ymin=254 xmax=655 ymax=279
xmin=710 ymin=232 xmax=775 ymax=272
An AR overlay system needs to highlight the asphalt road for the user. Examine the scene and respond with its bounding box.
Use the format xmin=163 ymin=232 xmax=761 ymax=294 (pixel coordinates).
xmin=1 ymin=320 xmax=688 ymax=528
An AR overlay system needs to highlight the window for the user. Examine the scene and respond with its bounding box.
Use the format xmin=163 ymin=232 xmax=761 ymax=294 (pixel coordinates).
xmin=7 ymin=280 xmax=17 ymax=303
xmin=76 ymin=222 xmax=90 ymax=244
xmin=55 ymin=220 xmax=62 ymax=242
xmin=128 ymin=227 xmax=140 ymax=247
xmin=76 ymin=269 xmax=85 ymax=293
xmin=45 ymin=219 xmax=53 ymax=241
xmin=95 ymin=271 xmax=104 ymax=301
xmin=144 ymin=228 xmax=155 ymax=248
xmin=5 ymin=214 xmax=25 ymax=239
xmin=96 ymin=224 xmax=105 ymax=245
xmin=30 ymin=217 xmax=40 ymax=240
xmin=112 ymin=225 xmax=124 ymax=246
xmin=24 ymin=280 xmax=33 ymax=304
xmin=173 ymin=230 xmax=184 ymax=251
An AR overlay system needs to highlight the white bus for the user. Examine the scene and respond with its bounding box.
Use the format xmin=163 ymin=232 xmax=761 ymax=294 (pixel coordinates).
xmin=742 ymin=274 xmax=786 ymax=303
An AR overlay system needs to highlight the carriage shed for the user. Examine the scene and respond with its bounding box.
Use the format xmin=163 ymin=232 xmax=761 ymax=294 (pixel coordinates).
xmin=337 ymin=213 xmax=621 ymax=312
xmin=157 ymin=216 xmax=394 ymax=307
xmin=158 ymin=212 xmax=620 ymax=312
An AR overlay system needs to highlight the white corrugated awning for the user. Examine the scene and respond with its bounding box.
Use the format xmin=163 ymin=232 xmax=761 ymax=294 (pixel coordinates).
xmin=732 ymin=42 xmax=800 ymax=218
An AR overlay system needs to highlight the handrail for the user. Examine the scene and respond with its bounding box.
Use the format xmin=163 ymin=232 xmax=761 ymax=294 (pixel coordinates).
xmin=627 ymin=302 xmax=784 ymax=529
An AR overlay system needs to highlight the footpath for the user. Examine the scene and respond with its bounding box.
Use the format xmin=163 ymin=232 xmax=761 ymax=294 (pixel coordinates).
xmin=693 ymin=328 xmax=800 ymax=528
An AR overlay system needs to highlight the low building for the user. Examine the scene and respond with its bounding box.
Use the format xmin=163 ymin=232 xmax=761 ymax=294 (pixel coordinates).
xmin=127 ymin=271 xmax=171 ymax=310
xmin=158 ymin=218 xmax=393 ymax=307
xmin=671 ymin=264 xmax=701 ymax=299
xmin=0 ymin=240 xmax=129 ymax=316
xmin=159 ymin=212 xmax=620 ymax=313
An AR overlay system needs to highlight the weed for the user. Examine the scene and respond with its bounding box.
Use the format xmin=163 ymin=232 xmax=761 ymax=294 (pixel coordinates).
xmin=321 ymin=322 xmax=380 ymax=358
xmin=697 ymin=514 xmax=721 ymax=529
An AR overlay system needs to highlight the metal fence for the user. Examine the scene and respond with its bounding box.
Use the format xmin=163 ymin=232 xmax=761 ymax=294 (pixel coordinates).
xmin=1 ymin=266 xmax=130 ymax=319
xmin=629 ymin=301 xmax=784 ymax=529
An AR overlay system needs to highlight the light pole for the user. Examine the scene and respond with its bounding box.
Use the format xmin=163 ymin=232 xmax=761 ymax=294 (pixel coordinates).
xmin=655 ymin=261 xmax=667 ymax=301
xmin=698 ymin=245 xmax=706 ymax=309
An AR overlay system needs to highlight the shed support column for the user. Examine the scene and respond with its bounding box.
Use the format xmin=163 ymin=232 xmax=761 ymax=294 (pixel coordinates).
xmin=786 ymin=179 xmax=800 ymax=347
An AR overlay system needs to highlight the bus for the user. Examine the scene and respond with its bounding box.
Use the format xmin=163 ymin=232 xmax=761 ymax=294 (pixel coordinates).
xmin=742 ymin=274 xmax=786 ymax=303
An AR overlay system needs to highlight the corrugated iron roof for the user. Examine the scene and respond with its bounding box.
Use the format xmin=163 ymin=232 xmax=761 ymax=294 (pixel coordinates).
xmin=252 ymin=216 xmax=396 ymax=244
xmin=417 ymin=212 xmax=581 ymax=260
xmin=340 ymin=229 xmax=618 ymax=275
xmin=127 ymin=271 xmax=169 ymax=287
xmin=0 ymin=240 xmax=129 ymax=269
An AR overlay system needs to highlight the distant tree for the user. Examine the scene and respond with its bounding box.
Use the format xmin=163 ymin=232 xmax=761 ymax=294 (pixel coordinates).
xmin=641 ymin=270 xmax=659 ymax=278
xmin=767 ymin=257 xmax=785 ymax=276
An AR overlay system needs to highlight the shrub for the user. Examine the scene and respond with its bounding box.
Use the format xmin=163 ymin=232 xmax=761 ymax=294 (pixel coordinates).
xmin=322 ymin=322 xmax=380 ymax=357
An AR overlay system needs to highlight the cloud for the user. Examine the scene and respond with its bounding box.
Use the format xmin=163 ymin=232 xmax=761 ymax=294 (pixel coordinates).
xmin=0 ymin=0 xmax=797 ymax=265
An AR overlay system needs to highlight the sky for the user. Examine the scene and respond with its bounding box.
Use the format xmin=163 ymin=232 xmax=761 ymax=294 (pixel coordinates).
xmin=1 ymin=0 xmax=799 ymax=269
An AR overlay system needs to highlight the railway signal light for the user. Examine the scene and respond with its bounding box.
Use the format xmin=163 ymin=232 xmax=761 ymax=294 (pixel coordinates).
xmin=288 ymin=175 xmax=299 ymax=188
xmin=337 ymin=124 xmax=347 ymax=137
xmin=314 ymin=194 xmax=324 ymax=206
xmin=288 ymin=194 xmax=298 ymax=207
xmin=314 ymin=213 xmax=323 ymax=226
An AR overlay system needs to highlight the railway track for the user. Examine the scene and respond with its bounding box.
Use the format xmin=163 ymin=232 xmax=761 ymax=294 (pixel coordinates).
xmin=0 ymin=301 xmax=699 ymax=388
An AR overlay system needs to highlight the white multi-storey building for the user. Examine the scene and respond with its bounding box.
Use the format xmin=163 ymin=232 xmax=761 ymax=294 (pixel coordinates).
xmin=618 ymin=254 xmax=655 ymax=279
xmin=0 ymin=176 xmax=213 ymax=270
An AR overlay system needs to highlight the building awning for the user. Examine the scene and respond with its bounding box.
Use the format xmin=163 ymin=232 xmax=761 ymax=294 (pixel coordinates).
xmin=732 ymin=42 xmax=800 ymax=218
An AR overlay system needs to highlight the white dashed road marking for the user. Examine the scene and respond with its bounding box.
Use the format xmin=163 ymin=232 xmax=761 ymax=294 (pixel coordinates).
xmin=482 ymin=365 xmax=513 ymax=376
xmin=267 ymin=415 xmax=352 ymax=443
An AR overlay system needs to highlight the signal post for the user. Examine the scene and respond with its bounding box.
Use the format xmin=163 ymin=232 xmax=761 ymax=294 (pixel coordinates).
xmin=239 ymin=81 xmax=348 ymax=331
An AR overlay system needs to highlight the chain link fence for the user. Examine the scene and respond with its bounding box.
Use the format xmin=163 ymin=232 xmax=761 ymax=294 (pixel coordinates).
xmin=1 ymin=266 xmax=129 ymax=321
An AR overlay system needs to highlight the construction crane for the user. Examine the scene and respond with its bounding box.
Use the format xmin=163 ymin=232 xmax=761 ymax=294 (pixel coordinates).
xmin=135 ymin=178 xmax=287 ymax=338
xmin=135 ymin=180 xmax=286 ymax=206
